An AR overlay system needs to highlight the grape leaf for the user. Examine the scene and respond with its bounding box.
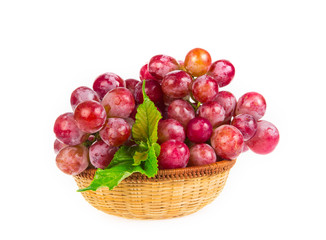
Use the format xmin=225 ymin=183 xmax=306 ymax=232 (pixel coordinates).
xmin=142 ymin=143 xmax=160 ymax=177
xmin=133 ymin=151 xmax=148 ymax=166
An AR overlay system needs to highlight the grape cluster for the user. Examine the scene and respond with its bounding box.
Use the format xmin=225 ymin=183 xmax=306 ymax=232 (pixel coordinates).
xmin=53 ymin=48 xmax=279 ymax=175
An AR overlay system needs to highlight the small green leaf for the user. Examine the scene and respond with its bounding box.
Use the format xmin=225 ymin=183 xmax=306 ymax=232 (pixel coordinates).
xmin=142 ymin=144 xmax=160 ymax=177
xmin=108 ymin=145 xmax=134 ymax=167
xmin=133 ymin=151 xmax=148 ymax=166
xmin=152 ymin=142 xmax=161 ymax=157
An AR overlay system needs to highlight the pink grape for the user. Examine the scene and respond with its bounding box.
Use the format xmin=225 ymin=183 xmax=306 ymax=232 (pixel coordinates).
xmin=235 ymin=92 xmax=266 ymax=120
xmin=148 ymin=55 xmax=180 ymax=80
xmin=196 ymin=101 xmax=225 ymax=128
xmin=161 ymin=70 xmax=192 ymax=99
xmin=214 ymin=91 xmax=237 ymax=122
xmin=93 ymin=72 xmax=124 ymax=99
xmin=210 ymin=125 xmax=244 ymax=160
xmin=207 ymin=60 xmax=235 ymax=87
xmin=89 ymin=140 xmax=118 ymax=169
xmin=186 ymin=117 xmax=212 ymax=143
xmin=74 ymin=100 xmax=107 ymax=133
xmin=192 ymin=75 xmax=219 ymax=103
xmin=54 ymin=139 xmax=67 ymax=154
xmin=184 ymin=48 xmax=212 ymax=77
xmin=139 ymin=63 xmax=159 ymax=81
xmin=231 ymin=114 xmax=257 ymax=141
xmin=157 ymin=119 xmax=185 ymax=144
xmin=56 ymin=145 xmax=89 ymax=175
xmin=134 ymin=80 xmax=164 ymax=106
xmin=188 ymin=143 xmax=217 ymax=166
xmin=246 ymin=120 xmax=279 ymax=154
xmin=99 ymin=118 xmax=131 ymax=147
xmin=70 ymin=86 xmax=99 ymax=110
xmin=53 ymin=113 xmax=87 ymax=146
xmin=167 ymin=99 xmax=195 ymax=128
xmin=158 ymin=140 xmax=190 ymax=169
xmin=101 ymin=87 xmax=135 ymax=118
xmin=125 ymin=78 xmax=140 ymax=95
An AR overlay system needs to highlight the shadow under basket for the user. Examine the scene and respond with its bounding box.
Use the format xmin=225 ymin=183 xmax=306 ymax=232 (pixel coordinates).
xmin=74 ymin=159 xmax=236 ymax=220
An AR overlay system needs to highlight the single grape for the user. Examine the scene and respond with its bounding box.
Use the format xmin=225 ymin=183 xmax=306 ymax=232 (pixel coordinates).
xmin=161 ymin=70 xmax=192 ymax=99
xmin=99 ymin=118 xmax=131 ymax=147
xmin=101 ymin=87 xmax=135 ymax=118
xmin=139 ymin=63 xmax=159 ymax=81
xmin=54 ymin=139 xmax=67 ymax=154
xmin=125 ymin=78 xmax=140 ymax=96
xmin=184 ymin=48 xmax=212 ymax=77
xmin=93 ymin=72 xmax=124 ymax=99
xmin=89 ymin=140 xmax=118 ymax=169
xmin=148 ymin=55 xmax=180 ymax=80
xmin=70 ymin=86 xmax=100 ymax=110
xmin=192 ymin=75 xmax=219 ymax=103
xmin=158 ymin=140 xmax=190 ymax=169
xmin=134 ymin=80 xmax=164 ymax=106
xmin=53 ymin=113 xmax=87 ymax=146
xmin=235 ymin=92 xmax=266 ymax=120
xmin=207 ymin=60 xmax=235 ymax=87
xmin=157 ymin=119 xmax=185 ymax=144
xmin=186 ymin=117 xmax=213 ymax=143
xmin=231 ymin=114 xmax=257 ymax=141
xmin=210 ymin=125 xmax=244 ymax=160
xmin=188 ymin=143 xmax=216 ymax=166
xmin=196 ymin=101 xmax=225 ymax=128
xmin=167 ymin=99 xmax=195 ymax=128
xmin=87 ymin=135 xmax=96 ymax=142
xmin=56 ymin=145 xmax=89 ymax=175
xmin=74 ymin=100 xmax=107 ymax=133
xmin=246 ymin=120 xmax=279 ymax=154
xmin=214 ymin=91 xmax=237 ymax=123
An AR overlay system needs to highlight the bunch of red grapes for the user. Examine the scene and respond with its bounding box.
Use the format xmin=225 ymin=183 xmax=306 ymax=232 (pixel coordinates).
xmin=53 ymin=48 xmax=280 ymax=176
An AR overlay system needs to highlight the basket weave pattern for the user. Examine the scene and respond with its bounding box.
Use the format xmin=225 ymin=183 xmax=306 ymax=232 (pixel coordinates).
xmin=74 ymin=160 xmax=236 ymax=220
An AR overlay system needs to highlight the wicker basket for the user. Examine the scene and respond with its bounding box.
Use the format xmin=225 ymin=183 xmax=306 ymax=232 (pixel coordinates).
xmin=74 ymin=159 xmax=236 ymax=220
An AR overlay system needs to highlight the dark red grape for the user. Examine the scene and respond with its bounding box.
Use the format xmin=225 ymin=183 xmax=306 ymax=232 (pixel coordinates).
xmin=210 ymin=125 xmax=244 ymax=160
xmin=56 ymin=145 xmax=89 ymax=175
xmin=246 ymin=120 xmax=279 ymax=154
xmin=54 ymin=139 xmax=67 ymax=154
xmin=192 ymin=75 xmax=219 ymax=103
xmin=158 ymin=140 xmax=190 ymax=169
xmin=139 ymin=63 xmax=159 ymax=81
xmin=53 ymin=113 xmax=87 ymax=146
xmin=157 ymin=119 xmax=185 ymax=144
xmin=207 ymin=60 xmax=235 ymax=87
xmin=188 ymin=143 xmax=216 ymax=166
xmin=125 ymin=78 xmax=140 ymax=96
xmin=148 ymin=55 xmax=179 ymax=80
xmin=196 ymin=101 xmax=225 ymax=128
xmin=74 ymin=100 xmax=107 ymax=133
xmin=101 ymin=87 xmax=135 ymax=118
xmin=70 ymin=86 xmax=99 ymax=110
xmin=93 ymin=72 xmax=124 ymax=99
xmin=161 ymin=70 xmax=192 ymax=99
xmin=231 ymin=114 xmax=257 ymax=141
xmin=184 ymin=48 xmax=212 ymax=77
xmin=167 ymin=99 xmax=195 ymax=128
xmin=134 ymin=80 xmax=164 ymax=106
xmin=235 ymin=92 xmax=266 ymax=120
xmin=99 ymin=118 xmax=131 ymax=147
xmin=186 ymin=117 xmax=212 ymax=143
xmin=89 ymin=140 xmax=118 ymax=169
xmin=214 ymin=91 xmax=237 ymax=123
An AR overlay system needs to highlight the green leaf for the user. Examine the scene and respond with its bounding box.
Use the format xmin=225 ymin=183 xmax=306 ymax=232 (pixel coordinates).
xmin=108 ymin=145 xmax=134 ymax=167
xmin=133 ymin=151 xmax=148 ymax=166
xmin=142 ymin=144 xmax=160 ymax=177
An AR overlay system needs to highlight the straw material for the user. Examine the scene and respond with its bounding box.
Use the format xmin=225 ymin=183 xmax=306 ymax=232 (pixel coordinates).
xmin=74 ymin=159 xmax=236 ymax=220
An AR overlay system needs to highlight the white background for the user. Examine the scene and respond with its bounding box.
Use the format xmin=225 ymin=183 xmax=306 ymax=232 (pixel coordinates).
xmin=1 ymin=1 xmax=325 ymax=239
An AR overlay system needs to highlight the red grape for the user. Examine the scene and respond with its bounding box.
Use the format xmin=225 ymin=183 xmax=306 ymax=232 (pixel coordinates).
xmin=93 ymin=72 xmax=124 ymax=99
xmin=231 ymin=114 xmax=257 ymax=141
xmin=157 ymin=119 xmax=185 ymax=144
xmin=134 ymin=79 xmax=164 ymax=106
xmin=74 ymin=100 xmax=107 ymax=133
xmin=235 ymin=92 xmax=266 ymax=120
xmin=148 ymin=55 xmax=180 ymax=80
xmin=186 ymin=117 xmax=212 ymax=143
xmin=99 ymin=118 xmax=131 ymax=147
xmin=207 ymin=60 xmax=235 ymax=87
xmin=158 ymin=140 xmax=190 ymax=169
xmin=188 ymin=143 xmax=216 ymax=166
xmin=53 ymin=113 xmax=87 ymax=146
xmin=184 ymin=48 xmax=212 ymax=77
xmin=125 ymin=78 xmax=140 ymax=95
xmin=54 ymin=139 xmax=67 ymax=154
xmin=192 ymin=75 xmax=219 ymax=103
xmin=167 ymin=99 xmax=195 ymax=128
xmin=196 ymin=101 xmax=225 ymax=128
xmin=161 ymin=70 xmax=192 ymax=99
xmin=56 ymin=145 xmax=89 ymax=175
xmin=214 ymin=91 xmax=237 ymax=123
xmin=101 ymin=87 xmax=135 ymax=118
xmin=89 ymin=140 xmax=118 ymax=169
xmin=139 ymin=63 xmax=159 ymax=81
xmin=210 ymin=125 xmax=244 ymax=160
xmin=70 ymin=86 xmax=99 ymax=110
xmin=246 ymin=120 xmax=279 ymax=154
